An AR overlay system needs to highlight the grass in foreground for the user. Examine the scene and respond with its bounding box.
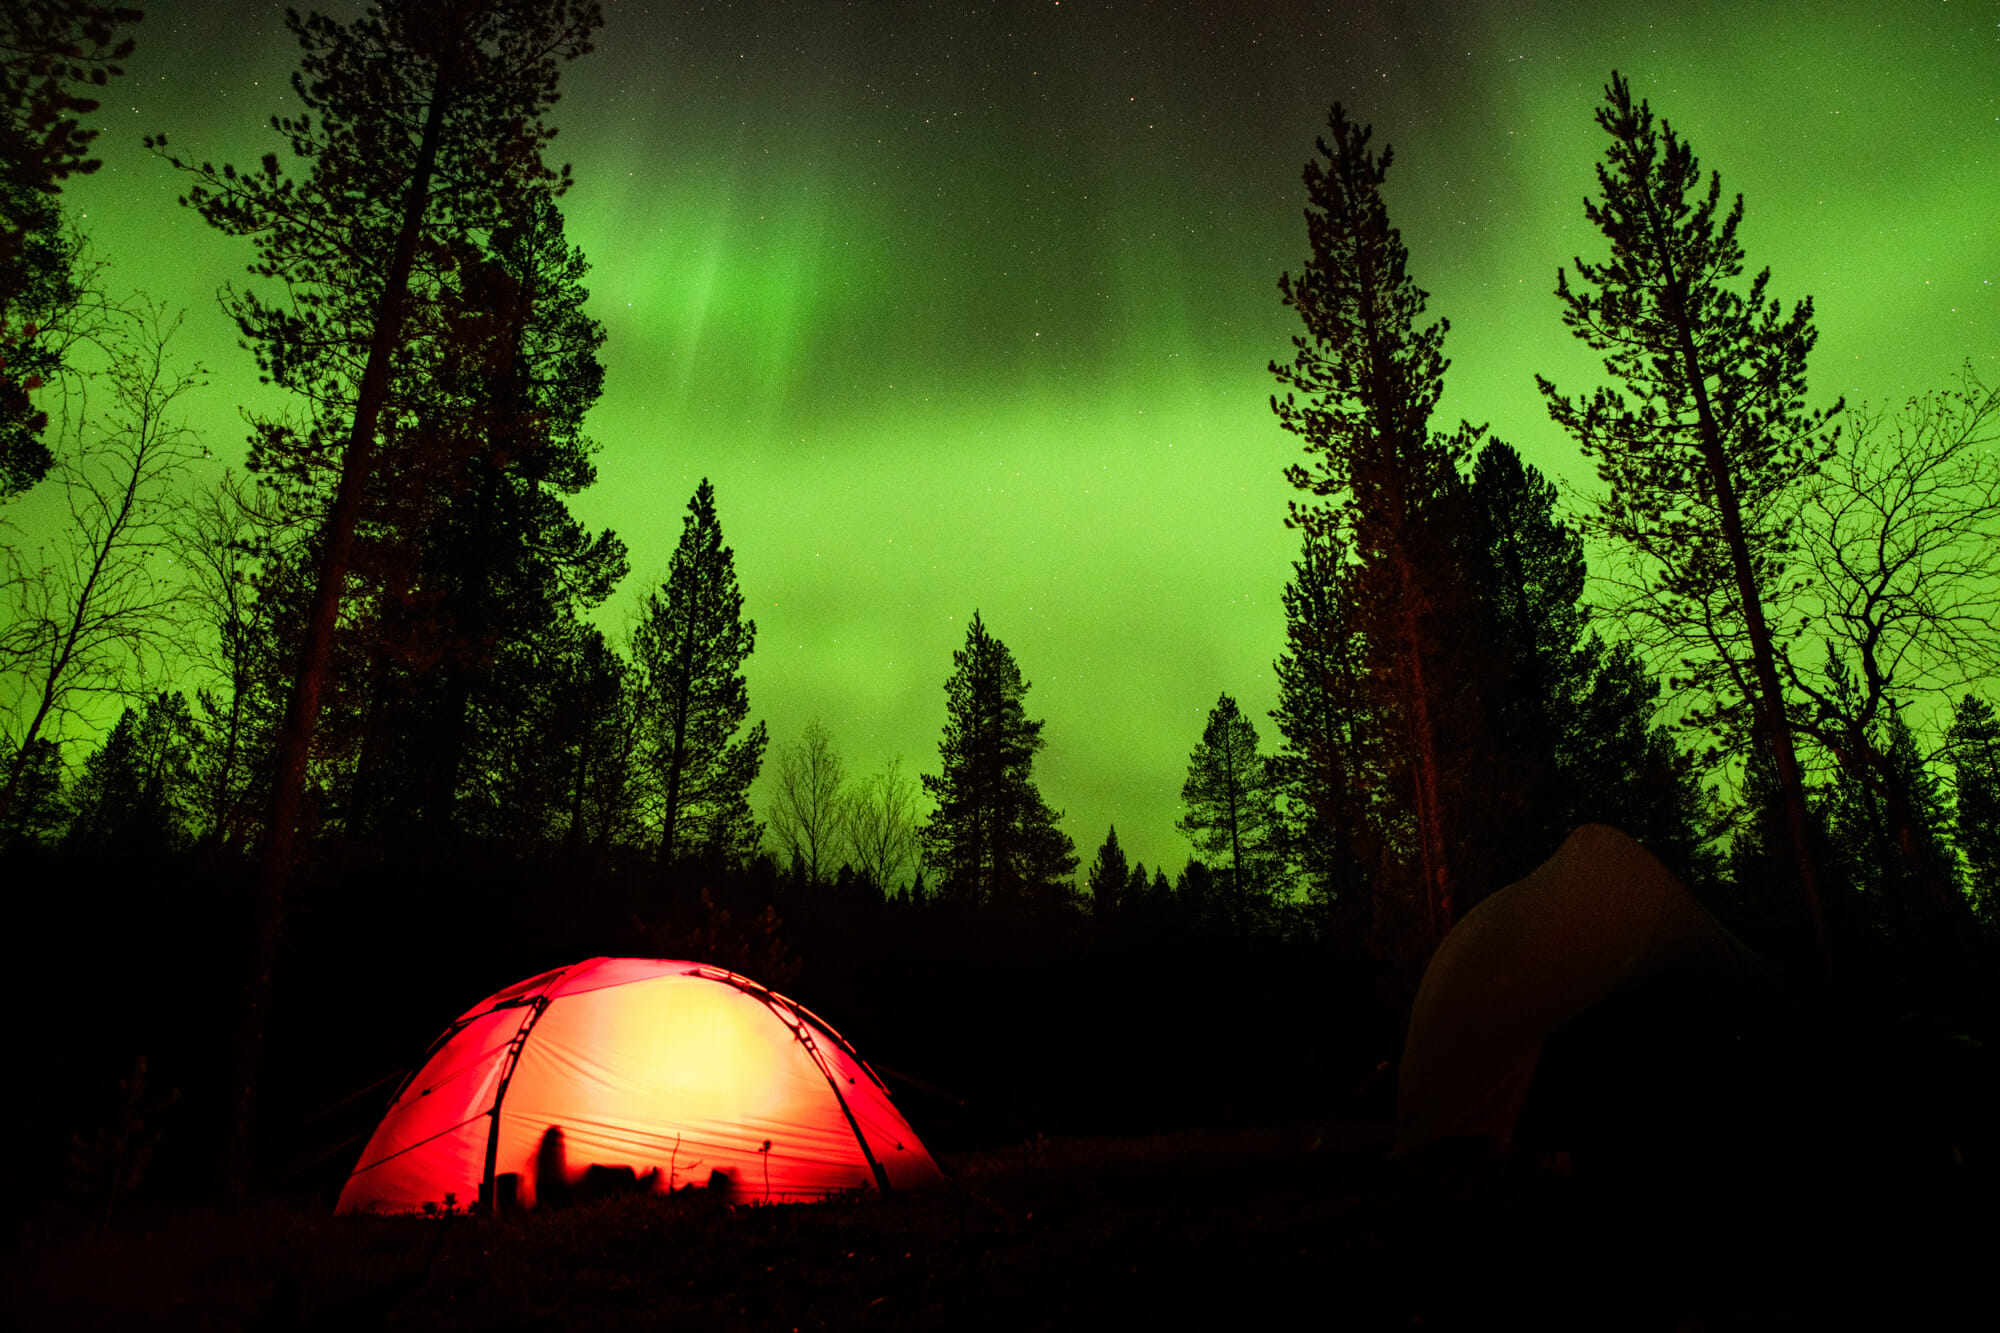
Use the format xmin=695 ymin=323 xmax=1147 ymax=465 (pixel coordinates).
xmin=7 ymin=1121 xmax=1995 ymax=1331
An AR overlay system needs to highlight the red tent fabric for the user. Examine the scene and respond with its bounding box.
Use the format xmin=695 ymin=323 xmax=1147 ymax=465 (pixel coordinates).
xmin=336 ymin=959 xmax=944 ymax=1213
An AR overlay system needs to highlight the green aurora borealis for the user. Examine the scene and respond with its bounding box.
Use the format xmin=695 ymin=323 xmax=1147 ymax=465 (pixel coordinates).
xmin=28 ymin=1 xmax=2000 ymax=877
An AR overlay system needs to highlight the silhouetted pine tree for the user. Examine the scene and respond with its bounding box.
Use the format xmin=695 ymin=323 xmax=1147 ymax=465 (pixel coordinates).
xmin=1470 ymin=439 xmax=1714 ymax=887
xmin=1537 ymin=71 xmax=1842 ymax=967
xmin=0 ymin=735 xmax=64 ymax=848
xmin=1560 ymin=641 xmax=1719 ymax=887
xmin=1270 ymin=102 xmax=1494 ymax=965
xmin=0 ymin=1 xmax=139 ymax=496
xmin=633 ymin=479 xmax=765 ymax=869
xmin=1949 ymin=694 xmax=2000 ymax=927
xmin=1269 ymin=524 xmax=1376 ymax=933
xmin=65 ymin=691 xmax=200 ymax=856
xmin=919 ymin=611 xmax=1076 ymax=908
xmin=1123 ymin=858 xmax=1152 ymax=911
xmin=1178 ymin=692 xmax=1282 ymax=925
xmin=1086 ymin=825 xmax=1129 ymax=918
xmin=340 ymin=190 xmax=625 ymax=847
xmin=551 ymin=625 xmax=645 ymax=862
xmin=0 ymin=179 xmax=74 ymax=497
xmin=1821 ymin=657 xmax=1963 ymax=959
xmin=1727 ymin=742 xmax=1836 ymax=956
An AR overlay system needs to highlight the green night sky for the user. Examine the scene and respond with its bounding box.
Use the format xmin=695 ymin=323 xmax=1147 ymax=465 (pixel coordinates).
xmin=35 ymin=0 xmax=2000 ymax=877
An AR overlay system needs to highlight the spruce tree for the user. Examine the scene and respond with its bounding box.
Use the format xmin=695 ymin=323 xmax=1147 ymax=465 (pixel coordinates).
xmin=65 ymin=691 xmax=201 ymax=856
xmin=1470 ymin=441 xmax=1586 ymax=851
xmin=1086 ymin=824 xmax=1129 ymax=917
xmin=1270 ymin=103 xmax=1492 ymax=955
xmin=1178 ymin=692 xmax=1282 ymax=919
xmin=340 ymin=189 xmax=625 ymax=845
xmin=634 ymin=479 xmax=766 ymax=868
xmin=1819 ymin=655 xmax=1964 ymax=956
xmin=1 ymin=2 xmax=140 ymax=497
xmin=1537 ymin=71 xmax=1841 ymax=966
xmin=1881 ymin=705 xmax=1959 ymax=923
xmin=1470 ymin=439 xmax=1713 ymax=887
xmin=0 ymin=735 xmax=62 ymax=848
xmin=919 ymin=611 xmax=1076 ymax=906
xmin=1124 ymin=858 xmax=1152 ymax=912
xmin=1269 ymin=524 xmax=1375 ymax=927
xmin=1561 ymin=639 xmax=1717 ymax=888
xmin=1726 ymin=742 xmax=1802 ymax=944
xmin=552 ymin=624 xmax=645 ymax=862
xmin=1949 ymin=694 xmax=2000 ymax=926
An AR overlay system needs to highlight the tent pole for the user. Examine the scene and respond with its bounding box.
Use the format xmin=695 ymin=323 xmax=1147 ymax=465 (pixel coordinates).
xmin=480 ymin=995 xmax=552 ymax=1213
xmin=694 ymin=966 xmax=896 ymax=1196
xmin=783 ymin=1003 xmax=893 ymax=1194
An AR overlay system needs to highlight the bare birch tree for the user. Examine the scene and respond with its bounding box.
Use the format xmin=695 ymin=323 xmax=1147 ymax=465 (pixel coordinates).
xmin=177 ymin=468 xmax=287 ymax=847
xmin=847 ymin=756 xmax=923 ymax=897
xmin=1781 ymin=370 xmax=2000 ymax=927
xmin=0 ymin=299 xmax=202 ymax=827
xmin=1784 ymin=370 xmax=2000 ymax=732
xmin=765 ymin=718 xmax=849 ymax=884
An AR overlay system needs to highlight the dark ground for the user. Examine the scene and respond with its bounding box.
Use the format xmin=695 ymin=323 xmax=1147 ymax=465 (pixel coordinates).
xmin=8 ymin=1107 xmax=1997 ymax=1332
xmin=10 ymin=847 xmax=2000 ymax=1329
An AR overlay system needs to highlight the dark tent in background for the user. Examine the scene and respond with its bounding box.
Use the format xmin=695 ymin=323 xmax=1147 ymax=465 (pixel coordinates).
xmin=1396 ymin=824 xmax=1764 ymax=1154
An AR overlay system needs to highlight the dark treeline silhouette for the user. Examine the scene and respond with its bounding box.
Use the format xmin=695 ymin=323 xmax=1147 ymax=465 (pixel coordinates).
xmin=3 ymin=11 xmax=1998 ymax=1231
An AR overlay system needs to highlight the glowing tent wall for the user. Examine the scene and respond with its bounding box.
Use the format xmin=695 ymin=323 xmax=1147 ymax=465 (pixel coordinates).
xmin=335 ymin=959 xmax=943 ymax=1213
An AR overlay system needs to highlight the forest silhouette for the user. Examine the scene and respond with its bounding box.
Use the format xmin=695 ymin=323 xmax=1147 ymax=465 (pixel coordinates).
xmin=3 ymin=12 xmax=1999 ymax=1321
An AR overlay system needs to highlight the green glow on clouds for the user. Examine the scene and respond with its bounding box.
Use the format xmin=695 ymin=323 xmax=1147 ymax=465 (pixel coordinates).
xmin=31 ymin=1 xmax=1999 ymax=878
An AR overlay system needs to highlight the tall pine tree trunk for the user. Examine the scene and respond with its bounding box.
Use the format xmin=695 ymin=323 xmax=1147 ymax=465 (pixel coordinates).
xmin=566 ymin=714 xmax=594 ymax=850
xmin=1373 ymin=438 xmax=1459 ymax=951
xmin=422 ymin=459 xmax=505 ymax=835
xmin=228 ymin=67 xmax=454 ymax=1199
xmin=1222 ymin=738 xmax=1244 ymax=913
xmin=204 ymin=678 xmax=246 ymax=850
xmin=424 ymin=257 xmax=538 ymax=836
xmin=1662 ymin=273 xmax=1831 ymax=973
xmin=1393 ymin=582 xmax=1453 ymax=944
xmin=657 ymin=667 xmax=692 ymax=866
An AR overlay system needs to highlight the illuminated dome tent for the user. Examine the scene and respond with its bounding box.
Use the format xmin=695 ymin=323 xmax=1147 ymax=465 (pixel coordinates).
xmin=336 ymin=959 xmax=944 ymax=1213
